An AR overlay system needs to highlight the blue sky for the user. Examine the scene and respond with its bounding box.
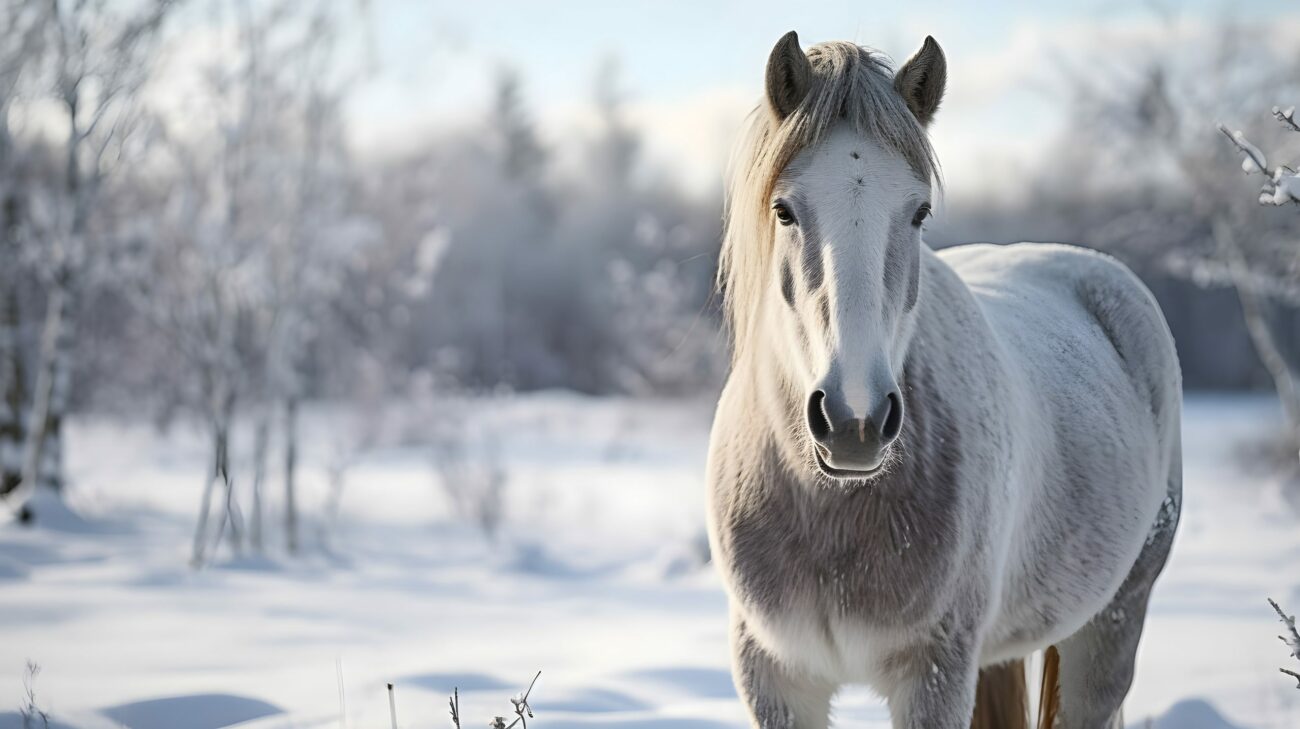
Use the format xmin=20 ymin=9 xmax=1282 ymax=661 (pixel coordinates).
xmin=301 ymin=1 xmax=1296 ymax=198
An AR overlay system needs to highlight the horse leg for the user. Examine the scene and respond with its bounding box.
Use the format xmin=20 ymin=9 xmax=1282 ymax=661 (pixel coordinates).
xmin=731 ymin=615 xmax=834 ymax=729
xmin=1052 ymin=490 xmax=1180 ymax=729
xmin=882 ymin=632 xmax=981 ymax=729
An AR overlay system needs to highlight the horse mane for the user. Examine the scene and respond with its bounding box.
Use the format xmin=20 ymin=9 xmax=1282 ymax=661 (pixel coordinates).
xmin=719 ymin=41 xmax=940 ymax=362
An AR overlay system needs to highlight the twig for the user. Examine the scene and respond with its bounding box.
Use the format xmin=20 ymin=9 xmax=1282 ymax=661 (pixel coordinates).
xmin=1217 ymin=123 xmax=1269 ymax=173
xmin=452 ymin=670 xmax=541 ymax=728
xmin=1267 ymin=598 xmax=1300 ymax=689
xmin=1217 ymin=121 xmax=1300 ymax=205
xmin=1274 ymin=106 xmax=1300 ymax=133
xmin=510 ymin=671 xmax=541 ymax=729
xmin=20 ymin=661 xmax=50 ymax=729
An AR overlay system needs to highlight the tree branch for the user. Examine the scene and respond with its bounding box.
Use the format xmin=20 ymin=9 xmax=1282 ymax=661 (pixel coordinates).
xmin=1268 ymin=598 xmax=1300 ymax=689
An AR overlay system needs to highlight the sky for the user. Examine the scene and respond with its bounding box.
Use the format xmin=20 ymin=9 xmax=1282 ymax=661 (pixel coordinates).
xmin=157 ymin=0 xmax=1299 ymax=201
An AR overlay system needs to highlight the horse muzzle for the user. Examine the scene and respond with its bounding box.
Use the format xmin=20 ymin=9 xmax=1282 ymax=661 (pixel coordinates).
xmin=805 ymin=384 xmax=903 ymax=477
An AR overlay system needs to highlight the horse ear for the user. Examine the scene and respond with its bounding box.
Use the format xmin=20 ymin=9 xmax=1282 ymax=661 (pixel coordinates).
xmin=765 ymin=31 xmax=812 ymax=121
xmin=894 ymin=36 xmax=947 ymax=127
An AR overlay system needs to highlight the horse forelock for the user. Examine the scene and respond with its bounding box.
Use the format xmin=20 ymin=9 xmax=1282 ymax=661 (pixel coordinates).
xmin=719 ymin=41 xmax=941 ymax=363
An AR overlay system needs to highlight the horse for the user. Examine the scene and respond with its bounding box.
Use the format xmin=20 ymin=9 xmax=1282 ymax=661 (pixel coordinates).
xmin=705 ymin=32 xmax=1182 ymax=729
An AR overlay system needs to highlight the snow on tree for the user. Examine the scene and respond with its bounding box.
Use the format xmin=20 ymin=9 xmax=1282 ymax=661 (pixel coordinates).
xmin=0 ymin=0 xmax=725 ymax=547
xmin=116 ymin=0 xmax=379 ymax=564
xmin=1268 ymin=599 xmax=1300 ymax=689
xmin=1212 ymin=104 xmax=1300 ymax=462
xmin=1 ymin=0 xmax=176 ymax=523
xmin=0 ymin=1 xmax=47 ymax=505
xmin=1218 ymin=107 xmax=1300 ymax=206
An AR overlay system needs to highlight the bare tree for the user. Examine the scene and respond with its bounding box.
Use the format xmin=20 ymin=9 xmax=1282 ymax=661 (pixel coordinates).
xmin=1215 ymin=106 xmax=1300 ymax=461
xmin=12 ymin=0 xmax=175 ymax=522
xmin=273 ymin=5 xmax=374 ymax=554
xmin=0 ymin=1 xmax=47 ymax=506
xmin=128 ymin=0 xmax=376 ymax=563
xmin=139 ymin=121 xmax=254 ymax=564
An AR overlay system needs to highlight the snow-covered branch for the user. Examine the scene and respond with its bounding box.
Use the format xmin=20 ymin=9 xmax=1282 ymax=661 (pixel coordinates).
xmin=448 ymin=671 xmax=541 ymax=729
xmin=1217 ymin=105 xmax=1300 ymax=206
xmin=1268 ymin=598 xmax=1300 ymax=689
xmin=1274 ymin=105 xmax=1300 ymax=133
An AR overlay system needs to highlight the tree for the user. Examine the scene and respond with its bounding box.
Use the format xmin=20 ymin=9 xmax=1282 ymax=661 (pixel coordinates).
xmin=0 ymin=1 xmax=47 ymax=503
xmin=14 ymin=0 xmax=175 ymax=521
xmin=1217 ymin=108 xmax=1300 ymax=458
xmin=131 ymin=0 xmax=376 ymax=563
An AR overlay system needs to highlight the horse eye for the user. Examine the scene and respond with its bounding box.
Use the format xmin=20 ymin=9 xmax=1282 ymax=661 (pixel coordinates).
xmin=773 ymin=202 xmax=796 ymax=226
xmin=912 ymin=203 xmax=932 ymax=227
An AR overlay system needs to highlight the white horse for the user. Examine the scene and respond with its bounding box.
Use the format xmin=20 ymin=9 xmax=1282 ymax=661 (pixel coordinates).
xmin=706 ymin=32 xmax=1182 ymax=729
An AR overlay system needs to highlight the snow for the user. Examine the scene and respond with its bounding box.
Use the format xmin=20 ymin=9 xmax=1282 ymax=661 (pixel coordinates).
xmin=1270 ymin=173 xmax=1300 ymax=205
xmin=1147 ymin=698 xmax=1248 ymax=729
xmin=1225 ymin=127 xmax=1268 ymax=173
xmin=0 ymin=393 xmax=1298 ymax=728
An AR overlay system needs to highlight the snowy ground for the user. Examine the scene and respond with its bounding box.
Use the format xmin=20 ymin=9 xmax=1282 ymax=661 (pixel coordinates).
xmin=0 ymin=392 xmax=1297 ymax=729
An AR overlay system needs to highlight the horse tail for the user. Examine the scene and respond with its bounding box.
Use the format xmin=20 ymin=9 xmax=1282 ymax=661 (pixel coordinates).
xmin=1036 ymin=646 xmax=1061 ymax=729
xmin=968 ymin=647 xmax=1062 ymax=729
xmin=970 ymin=659 xmax=1029 ymax=729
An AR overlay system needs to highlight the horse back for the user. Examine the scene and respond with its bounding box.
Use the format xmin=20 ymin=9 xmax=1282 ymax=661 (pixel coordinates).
xmin=939 ymin=242 xmax=1181 ymax=658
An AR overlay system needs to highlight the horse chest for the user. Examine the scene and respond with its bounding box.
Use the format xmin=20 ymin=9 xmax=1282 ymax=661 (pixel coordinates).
xmin=718 ymin=484 xmax=959 ymax=679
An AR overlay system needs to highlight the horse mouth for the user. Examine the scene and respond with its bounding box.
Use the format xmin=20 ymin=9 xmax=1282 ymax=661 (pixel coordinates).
xmin=813 ymin=446 xmax=885 ymax=480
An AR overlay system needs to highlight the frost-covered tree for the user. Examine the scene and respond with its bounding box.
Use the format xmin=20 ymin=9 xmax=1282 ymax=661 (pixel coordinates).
xmin=10 ymin=0 xmax=175 ymax=522
xmin=572 ymin=58 xmax=721 ymax=393
xmin=1038 ymin=17 xmax=1300 ymax=462
xmin=1217 ymin=107 xmax=1300 ymax=459
xmin=0 ymin=1 xmax=47 ymax=502
xmin=259 ymin=5 xmax=377 ymax=555
xmin=2 ymin=1 xmax=724 ymax=541
xmin=128 ymin=0 xmax=377 ymax=563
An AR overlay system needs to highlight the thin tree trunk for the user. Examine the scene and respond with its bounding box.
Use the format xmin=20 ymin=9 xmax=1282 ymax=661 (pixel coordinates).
xmin=19 ymin=277 xmax=74 ymax=508
xmin=0 ymin=97 xmax=23 ymax=499
xmin=250 ymin=410 xmax=269 ymax=552
xmin=1214 ymin=219 xmax=1300 ymax=454
xmin=0 ymin=284 xmax=22 ymax=498
xmin=18 ymin=75 xmax=85 ymax=510
xmin=283 ymin=393 xmax=299 ymax=554
xmin=0 ymin=194 xmax=24 ymax=499
xmin=212 ymin=413 xmax=243 ymax=557
xmin=191 ymin=422 xmax=223 ymax=567
xmin=40 ymin=306 xmax=73 ymax=493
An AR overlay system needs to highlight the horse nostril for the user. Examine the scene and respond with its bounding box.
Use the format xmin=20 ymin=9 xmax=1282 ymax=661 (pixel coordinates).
xmin=881 ymin=391 xmax=903 ymax=441
xmin=806 ymin=390 xmax=831 ymax=442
